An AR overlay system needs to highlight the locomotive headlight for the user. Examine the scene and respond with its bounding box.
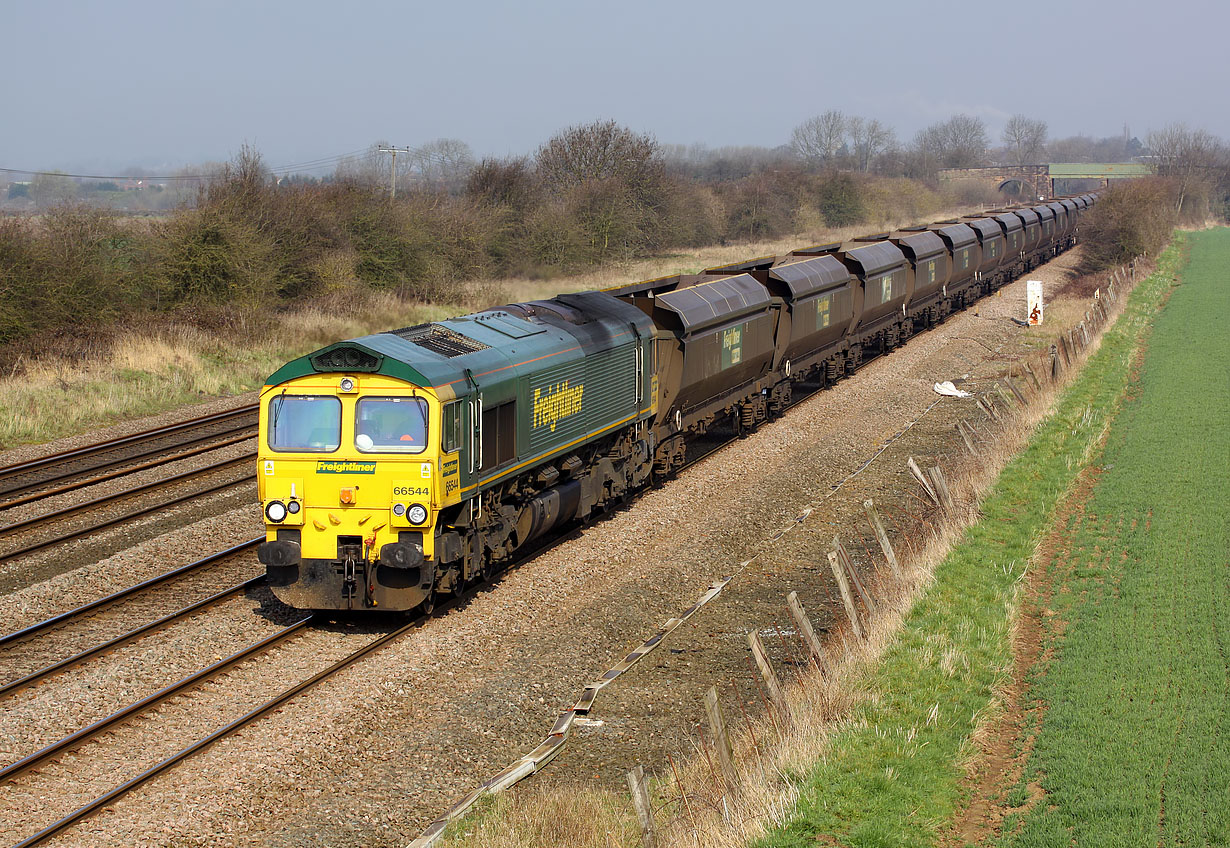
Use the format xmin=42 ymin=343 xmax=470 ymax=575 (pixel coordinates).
xmin=406 ymin=503 xmax=429 ymax=526
xmin=286 ymin=499 xmax=301 ymax=515
xmin=392 ymin=503 xmax=407 ymax=517
xmin=265 ymin=500 xmax=288 ymax=523
xmin=339 ymin=376 xmax=357 ymax=393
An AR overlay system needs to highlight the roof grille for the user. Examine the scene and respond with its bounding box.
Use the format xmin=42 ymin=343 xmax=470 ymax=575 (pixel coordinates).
xmin=391 ymin=323 xmax=490 ymax=358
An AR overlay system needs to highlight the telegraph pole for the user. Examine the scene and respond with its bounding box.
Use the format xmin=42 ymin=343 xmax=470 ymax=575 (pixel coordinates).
xmin=377 ymin=146 xmax=413 ymax=200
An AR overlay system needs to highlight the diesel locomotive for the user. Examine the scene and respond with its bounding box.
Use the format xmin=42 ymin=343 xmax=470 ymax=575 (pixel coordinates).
xmin=256 ymin=194 xmax=1098 ymax=611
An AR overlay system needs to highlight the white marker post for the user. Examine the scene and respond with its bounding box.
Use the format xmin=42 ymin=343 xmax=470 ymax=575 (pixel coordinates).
xmin=1027 ymin=280 xmax=1044 ymax=325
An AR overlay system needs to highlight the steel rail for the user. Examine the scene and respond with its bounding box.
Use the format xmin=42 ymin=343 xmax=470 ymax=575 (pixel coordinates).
xmin=0 ymin=475 xmax=257 ymax=562
xmin=1 ymin=454 xmax=256 ymax=535
xmin=0 ymin=617 xmax=313 ymax=786
xmin=0 ymin=404 xmax=258 ymax=485
xmin=0 ymin=430 xmax=256 ymax=510
xmin=10 ymin=614 xmax=428 ymax=848
xmin=0 ymin=576 xmax=264 ymax=697
xmin=0 ymin=539 xmax=260 ymax=648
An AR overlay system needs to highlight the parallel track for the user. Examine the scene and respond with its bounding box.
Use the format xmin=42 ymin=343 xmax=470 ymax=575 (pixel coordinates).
xmin=0 ymin=540 xmax=261 ymax=667
xmin=4 ymin=608 xmax=441 ymax=848
xmin=0 ymin=404 xmax=258 ymax=502
xmin=0 ymin=460 xmax=257 ymax=562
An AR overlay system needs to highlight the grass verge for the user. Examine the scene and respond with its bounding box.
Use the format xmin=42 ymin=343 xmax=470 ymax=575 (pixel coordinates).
xmin=993 ymin=228 xmax=1230 ymax=846
xmin=749 ymin=236 xmax=1186 ymax=847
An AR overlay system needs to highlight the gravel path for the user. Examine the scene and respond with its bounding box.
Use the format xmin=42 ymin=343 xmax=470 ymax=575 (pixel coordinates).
xmin=0 ymin=251 xmax=1093 ymax=847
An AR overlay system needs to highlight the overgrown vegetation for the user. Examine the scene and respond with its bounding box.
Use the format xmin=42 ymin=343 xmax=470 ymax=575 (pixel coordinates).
xmin=0 ymin=126 xmax=973 ymax=355
xmin=2 ymin=230 xmax=882 ymax=446
xmin=1080 ymin=175 xmax=1217 ymax=268
xmin=1000 ymin=229 xmax=1229 ymax=846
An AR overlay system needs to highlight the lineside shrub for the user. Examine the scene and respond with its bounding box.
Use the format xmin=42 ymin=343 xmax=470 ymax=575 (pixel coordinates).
xmin=1081 ymin=177 xmax=1178 ymax=268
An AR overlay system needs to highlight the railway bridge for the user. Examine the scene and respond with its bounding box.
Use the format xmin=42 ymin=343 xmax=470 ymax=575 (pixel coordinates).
xmin=939 ymin=162 xmax=1154 ymax=199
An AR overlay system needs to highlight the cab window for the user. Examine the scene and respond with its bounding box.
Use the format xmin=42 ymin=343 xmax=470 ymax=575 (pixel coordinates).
xmin=355 ymin=397 xmax=428 ymax=453
xmin=268 ymin=395 xmax=341 ymax=453
xmin=442 ymin=401 xmax=462 ymax=453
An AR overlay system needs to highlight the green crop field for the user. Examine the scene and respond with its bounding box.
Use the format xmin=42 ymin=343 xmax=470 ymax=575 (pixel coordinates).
xmin=1000 ymin=229 xmax=1230 ymax=846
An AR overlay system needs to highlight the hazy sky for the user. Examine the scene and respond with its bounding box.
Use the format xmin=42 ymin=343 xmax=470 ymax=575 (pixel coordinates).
xmin=4 ymin=0 xmax=1225 ymax=176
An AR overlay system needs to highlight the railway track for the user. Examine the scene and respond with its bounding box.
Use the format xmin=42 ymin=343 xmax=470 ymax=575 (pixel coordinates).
xmin=0 ymin=540 xmax=261 ymax=690
xmin=0 ymin=515 xmax=588 ymax=848
xmin=0 ymin=404 xmax=258 ymax=505
xmin=0 ymin=453 xmax=256 ymax=563
xmin=2 ymin=607 xmax=435 ymax=848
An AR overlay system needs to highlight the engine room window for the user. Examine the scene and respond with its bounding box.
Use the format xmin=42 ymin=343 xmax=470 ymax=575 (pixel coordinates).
xmin=355 ymin=397 xmax=428 ymax=453
xmin=268 ymin=395 xmax=341 ymax=453
xmin=442 ymin=401 xmax=462 ymax=453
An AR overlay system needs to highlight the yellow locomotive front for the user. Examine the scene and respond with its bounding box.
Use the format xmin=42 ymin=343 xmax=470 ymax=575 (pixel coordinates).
xmin=256 ymin=372 xmax=456 ymax=610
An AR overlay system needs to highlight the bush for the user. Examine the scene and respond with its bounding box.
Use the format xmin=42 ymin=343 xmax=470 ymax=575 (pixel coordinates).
xmin=1081 ymin=178 xmax=1178 ymax=269
xmin=815 ymin=172 xmax=867 ymax=227
xmin=155 ymin=207 xmax=279 ymax=305
xmin=0 ymin=138 xmax=1001 ymax=354
xmin=0 ymin=217 xmax=38 ymax=343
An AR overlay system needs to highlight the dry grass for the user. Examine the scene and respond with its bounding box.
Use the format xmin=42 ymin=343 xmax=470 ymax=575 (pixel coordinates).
xmin=445 ymin=788 xmax=637 ymax=848
xmin=435 ymin=257 xmax=1145 ymax=848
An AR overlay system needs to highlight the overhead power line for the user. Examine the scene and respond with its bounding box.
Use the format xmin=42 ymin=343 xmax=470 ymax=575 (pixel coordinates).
xmin=0 ymin=147 xmax=376 ymax=182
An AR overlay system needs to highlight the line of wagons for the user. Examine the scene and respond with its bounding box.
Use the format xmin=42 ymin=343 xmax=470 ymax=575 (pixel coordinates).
xmin=256 ymin=193 xmax=1098 ymax=611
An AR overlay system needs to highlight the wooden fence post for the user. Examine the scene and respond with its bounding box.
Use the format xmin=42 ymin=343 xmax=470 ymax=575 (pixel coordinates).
xmin=704 ymin=685 xmax=739 ymax=795
xmin=927 ymin=465 xmax=955 ymax=512
xmin=955 ymin=421 xmax=980 ymax=456
xmin=993 ymin=382 xmax=1017 ymax=409
xmin=834 ymin=536 xmax=876 ymax=615
xmin=627 ymin=765 xmax=658 ymax=848
xmin=748 ymin=630 xmax=790 ymax=721
xmin=907 ymin=456 xmax=939 ymax=505
xmin=1022 ymin=361 xmax=1041 ymax=392
xmin=827 ymin=550 xmax=864 ymax=641
xmin=862 ymin=499 xmax=901 ymax=576
xmin=786 ymin=591 xmax=826 ymax=672
xmin=1005 ymin=376 xmax=1028 ymax=405
xmin=976 ymin=395 xmax=1001 ymax=422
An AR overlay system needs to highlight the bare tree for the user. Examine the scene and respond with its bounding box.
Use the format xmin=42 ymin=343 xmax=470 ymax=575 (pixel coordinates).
xmin=848 ymin=117 xmax=896 ymax=172
xmin=29 ymin=171 xmax=78 ymax=207
xmin=936 ymin=114 xmax=989 ymax=168
xmin=536 ymin=119 xmax=662 ymax=193
xmin=790 ymin=111 xmax=847 ymax=168
xmin=907 ymin=124 xmax=945 ymax=179
xmin=535 ymin=120 xmax=667 ymax=260
xmin=410 ymin=138 xmax=475 ymax=192
xmin=1147 ymin=123 xmax=1225 ymax=215
xmin=465 ymin=156 xmax=537 ymax=208
xmin=1002 ymin=114 xmax=1048 ymax=165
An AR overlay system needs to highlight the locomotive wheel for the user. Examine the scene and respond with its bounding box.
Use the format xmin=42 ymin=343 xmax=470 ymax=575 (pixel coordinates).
xmin=419 ymin=588 xmax=436 ymax=615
